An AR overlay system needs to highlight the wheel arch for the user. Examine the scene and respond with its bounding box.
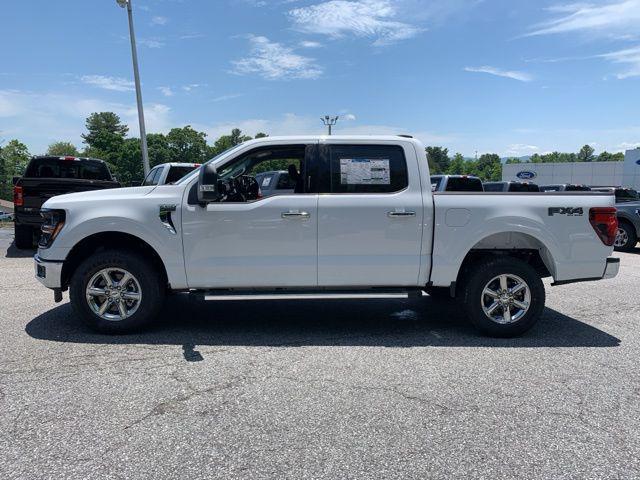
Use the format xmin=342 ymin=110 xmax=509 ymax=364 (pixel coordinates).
xmin=61 ymin=231 xmax=169 ymax=291
xmin=454 ymin=231 xmax=555 ymax=293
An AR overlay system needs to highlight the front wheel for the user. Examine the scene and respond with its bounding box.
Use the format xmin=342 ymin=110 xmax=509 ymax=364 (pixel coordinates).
xmin=459 ymin=257 xmax=545 ymax=337
xmin=69 ymin=250 xmax=165 ymax=333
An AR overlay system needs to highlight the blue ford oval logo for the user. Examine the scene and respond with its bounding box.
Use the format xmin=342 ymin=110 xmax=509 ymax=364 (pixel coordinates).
xmin=636 ymin=159 xmax=640 ymax=166
xmin=516 ymin=170 xmax=536 ymax=180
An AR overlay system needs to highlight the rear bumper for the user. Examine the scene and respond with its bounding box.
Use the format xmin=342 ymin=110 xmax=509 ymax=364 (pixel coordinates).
xmin=551 ymin=257 xmax=619 ymax=286
xmin=34 ymin=255 xmax=63 ymax=289
xmin=603 ymin=257 xmax=620 ymax=279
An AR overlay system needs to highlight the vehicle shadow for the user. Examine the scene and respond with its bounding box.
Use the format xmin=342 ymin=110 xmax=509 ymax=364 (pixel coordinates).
xmin=5 ymin=241 xmax=35 ymax=258
xmin=25 ymin=294 xmax=620 ymax=349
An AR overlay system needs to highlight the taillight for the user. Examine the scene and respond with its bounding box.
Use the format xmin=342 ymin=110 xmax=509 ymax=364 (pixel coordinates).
xmin=589 ymin=207 xmax=617 ymax=246
xmin=14 ymin=186 xmax=24 ymax=207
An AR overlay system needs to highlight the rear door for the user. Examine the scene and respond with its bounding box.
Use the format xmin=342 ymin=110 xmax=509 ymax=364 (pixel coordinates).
xmin=316 ymin=141 xmax=425 ymax=287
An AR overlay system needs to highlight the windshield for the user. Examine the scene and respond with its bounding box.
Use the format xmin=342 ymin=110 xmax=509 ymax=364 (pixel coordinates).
xmin=174 ymin=144 xmax=247 ymax=185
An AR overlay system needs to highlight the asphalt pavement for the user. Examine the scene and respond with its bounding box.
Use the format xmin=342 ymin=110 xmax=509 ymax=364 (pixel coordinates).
xmin=0 ymin=227 xmax=639 ymax=479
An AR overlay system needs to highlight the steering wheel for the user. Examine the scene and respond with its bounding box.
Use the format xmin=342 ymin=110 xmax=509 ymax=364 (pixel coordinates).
xmin=220 ymin=175 xmax=260 ymax=202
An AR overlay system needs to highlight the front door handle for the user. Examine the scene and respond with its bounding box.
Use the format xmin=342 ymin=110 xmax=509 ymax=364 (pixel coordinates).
xmin=387 ymin=211 xmax=416 ymax=218
xmin=282 ymin=211 xmax=310 ymax=219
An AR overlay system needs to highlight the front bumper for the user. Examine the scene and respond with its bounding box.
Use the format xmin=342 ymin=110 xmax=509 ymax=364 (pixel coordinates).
xmin=34 ymin=255 xmax=63 ymax=289
xmin=602 ymin=257 xmax=620 ymax=279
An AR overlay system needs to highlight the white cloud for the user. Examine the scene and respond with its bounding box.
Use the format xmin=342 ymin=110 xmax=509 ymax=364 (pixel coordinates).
xmin=138 ymin=38 xmax=164 ymax=48
xmin=151 ymin=16 xmax=168 ymax=26
xmin=618 ymin=141 xmax=640 ymax=150
xmin=182 ymin=84 xmax=205 ymax=92
xmin=80 ymin=75 xmax=135 ymax=92
xmin=232 ymin=35 xmax=322 ymax=80
xmin=528 ymin=0 xmax=640 ymax=36
xmin=300 ymin=40 xmax=323 ymax=48
xmin=505 ymin=144 xmax=539 ymax=156
xmin=288 ymin=0 xmax=423 ymax=46
xmin=464 ymin=66 xmax=533 ymax=82
xmin=598 ymin=45 xmax=640 ymax=78
xmin=0 ymin=89 xmax=171 ymax=153
xmin=211 ymin=93 xmax=244 ymax=102
xmin=158 ymin=86 xmax=174 ymax=97
xmin=343 ymin=113 xmax=357 ymax=121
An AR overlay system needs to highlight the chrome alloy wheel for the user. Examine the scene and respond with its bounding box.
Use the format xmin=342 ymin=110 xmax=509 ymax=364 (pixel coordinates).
xmin=86 ymin=268 xmax=142 ymax=321
xmin=481 ymin=273 xmax=531 ymax=324
xmin=614 ymin=227 xmax=628 ymax=247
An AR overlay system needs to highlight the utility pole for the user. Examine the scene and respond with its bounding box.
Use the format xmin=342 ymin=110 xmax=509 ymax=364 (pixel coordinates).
xmin=321 ymin=116 xmax=339 ymax=135
xmin=116 ymin=0 xmax=150 ymax=176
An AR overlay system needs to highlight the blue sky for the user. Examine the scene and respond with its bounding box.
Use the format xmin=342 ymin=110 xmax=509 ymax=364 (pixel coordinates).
xmin=2 ymin=0 xmax=640 ymax=157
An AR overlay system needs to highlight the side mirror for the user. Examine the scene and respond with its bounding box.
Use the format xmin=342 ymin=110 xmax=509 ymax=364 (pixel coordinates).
xmin=12 ymin=176 xmax=20 ymax=186
xmin=197 ymin=163 xmax=220 ymax=203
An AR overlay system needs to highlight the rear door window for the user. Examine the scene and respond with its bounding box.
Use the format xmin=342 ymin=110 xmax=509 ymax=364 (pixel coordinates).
xmin=326 ymin=145 xmax=408 ymax=194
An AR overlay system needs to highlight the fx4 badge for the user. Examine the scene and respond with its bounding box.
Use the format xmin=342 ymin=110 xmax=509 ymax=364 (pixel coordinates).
xmin=548 ymin=207 xmax=583 ymax=217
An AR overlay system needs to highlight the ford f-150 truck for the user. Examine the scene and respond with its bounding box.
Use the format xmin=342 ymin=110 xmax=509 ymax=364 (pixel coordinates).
xmin=33 ymin=136 xmax=620 ymax=337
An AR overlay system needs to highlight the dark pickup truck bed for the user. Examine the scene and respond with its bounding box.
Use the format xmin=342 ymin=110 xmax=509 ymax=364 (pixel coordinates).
xmin=13 ymin=156 xmax=120 ymax=249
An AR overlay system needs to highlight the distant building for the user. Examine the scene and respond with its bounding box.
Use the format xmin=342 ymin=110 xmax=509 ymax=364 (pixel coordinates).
xmin=502 ymin=148 xmax=640 ymax=189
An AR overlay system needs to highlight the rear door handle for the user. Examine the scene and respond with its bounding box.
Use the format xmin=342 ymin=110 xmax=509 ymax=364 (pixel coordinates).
xmin=282 ymin=211 xmax=310 ymax=219
xmin=387 ymin=211 xmax=416 ymax=218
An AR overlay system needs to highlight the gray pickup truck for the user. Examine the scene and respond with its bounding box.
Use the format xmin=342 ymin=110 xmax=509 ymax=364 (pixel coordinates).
xmin=592 ymin=187 xmax=640 ymax=251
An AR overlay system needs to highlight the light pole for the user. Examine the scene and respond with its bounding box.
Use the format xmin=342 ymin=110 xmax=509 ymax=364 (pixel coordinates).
xmin=117 ymin=0 xmax=150 ymax=176
xmin=321 ymin=116 xmax=339 ymax=135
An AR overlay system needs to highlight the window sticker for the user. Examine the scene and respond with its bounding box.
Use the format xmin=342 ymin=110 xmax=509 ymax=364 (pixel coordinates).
xmin=339 ymin=158 xmax=390 ymax=185
xmin=261 ymin=177 xmax=272 ymax=187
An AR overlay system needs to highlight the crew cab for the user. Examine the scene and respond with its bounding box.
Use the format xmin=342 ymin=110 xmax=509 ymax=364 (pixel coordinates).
xmin=33 ymin=136 xmax=620 ymax=337
xmin=141 ymin=162 xmax=201 ymax=186
xmin=13 ymin=156 xmax=120 ymax=249
xmin=540 ymin=184 xmax=592 ymax=192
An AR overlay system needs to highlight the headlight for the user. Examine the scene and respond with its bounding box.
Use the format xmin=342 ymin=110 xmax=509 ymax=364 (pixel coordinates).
xmin=39 ymin=209 xmax=66 ymax=248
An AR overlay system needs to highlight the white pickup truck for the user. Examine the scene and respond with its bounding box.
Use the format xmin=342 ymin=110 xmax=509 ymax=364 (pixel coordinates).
xmin=34 ymin=136 xmax=620 ymax=337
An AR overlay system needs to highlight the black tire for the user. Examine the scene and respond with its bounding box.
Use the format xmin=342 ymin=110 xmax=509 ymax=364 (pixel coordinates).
xmin=614 ymin=221 xmax=638 ymax=252
xmin=69 ymin=250 xmax=165 ymax=334
xmin=14 ymin=224 xmax=34 ymax=250
xmin=459 ymin=256 xmax=545 ymax=337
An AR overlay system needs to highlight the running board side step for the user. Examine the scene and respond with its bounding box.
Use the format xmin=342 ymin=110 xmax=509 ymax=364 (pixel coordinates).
xmin=193 ymin=289 xmax=423 ymax=301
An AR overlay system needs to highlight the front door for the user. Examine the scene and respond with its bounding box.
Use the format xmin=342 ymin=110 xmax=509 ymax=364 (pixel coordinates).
xmin=181 ymin=143 xmax=318 ymax=289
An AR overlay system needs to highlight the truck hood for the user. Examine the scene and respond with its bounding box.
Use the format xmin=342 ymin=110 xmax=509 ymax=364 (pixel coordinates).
xmin=42 ymin=186 xmax=156 ymax=209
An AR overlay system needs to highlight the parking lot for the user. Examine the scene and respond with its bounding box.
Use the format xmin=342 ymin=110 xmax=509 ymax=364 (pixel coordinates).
xmin=0 ymin=226 xmax=639 ymax=479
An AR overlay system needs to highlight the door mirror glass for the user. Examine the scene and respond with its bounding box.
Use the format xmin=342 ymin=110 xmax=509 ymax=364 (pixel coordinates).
xmin=197 ymin=163 xmax=220 ymax=203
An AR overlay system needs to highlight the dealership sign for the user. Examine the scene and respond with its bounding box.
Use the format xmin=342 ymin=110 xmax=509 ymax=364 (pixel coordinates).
xmin=516 ymin=170 xmax=537 ymax=180
xmin=636 ymin=159 xmax=640 ymax=165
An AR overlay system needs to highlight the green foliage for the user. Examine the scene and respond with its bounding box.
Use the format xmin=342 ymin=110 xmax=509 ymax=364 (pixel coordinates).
xmin=46 ymin=141 xmax=80 ymax=157
xmin=447 ymin=153 xmax=466 ymax=174
xmin=211 ymin=128 xmax=253 ymax=156
xmin=505 ymin=157 xmax=522 ymax=164
xmin=597 ymin=151 xmax=624 ymax=162
xmin=426 ymin=146 xmax=450 ymax=174
xmin=166 ymin=126 xmax=209 ymax=164
xmin=577 ymin=144 xmax=595 ymax=162
xmin=0 ymin=139 xmax=31 ymax=200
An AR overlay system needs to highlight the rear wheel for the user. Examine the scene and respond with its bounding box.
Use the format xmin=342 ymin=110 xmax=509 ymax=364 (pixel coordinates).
xmin=459 ymin=256 xmax=545 ymax=337
xmin=69 ymin=250 xmax=165 ymax=333
xmin=14 ymin=224 xmax=34 ymax=249
xmin=614 ymin=221 xmax=638 ymax=252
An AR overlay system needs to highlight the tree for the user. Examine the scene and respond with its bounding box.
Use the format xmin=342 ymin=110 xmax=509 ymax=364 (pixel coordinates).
xmin=47 ymin=141 xmax=80 ymax=157
xmin=81 ymin=112 xmax=129 ymax=169
xmin=0 ymin=140 xmax=30 ymax=200
xmin=505 ymin=157 xmax=522 ymax=164
xmin=166 ymin=126 xmax=209 ymax=164
xmin=447 ymin=153 xmax=466 ymax=174
xmin=426 ymin=146 xmax=450 ymax=174
xmin=577 ymin=144 xmax=595 ymax=162
xmin=597 ymin=151 xmax=624 ymax=162
xmin=211 ymin=128 xmax=253 ymax=156
xmin=474 ymin=153 xmax=501 ymax=181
